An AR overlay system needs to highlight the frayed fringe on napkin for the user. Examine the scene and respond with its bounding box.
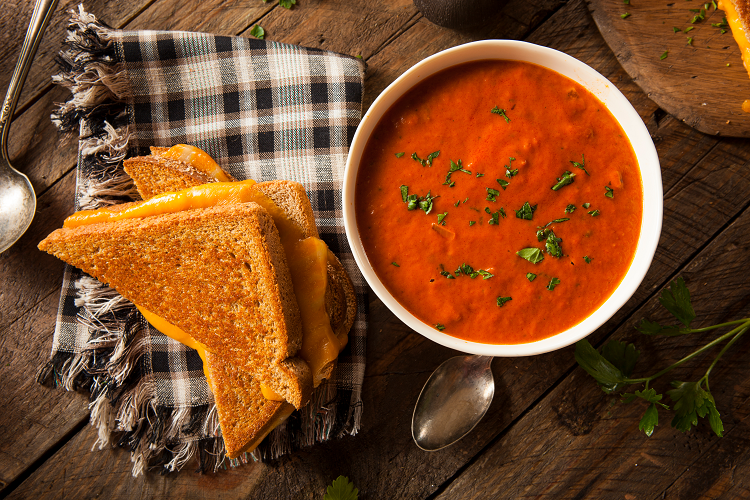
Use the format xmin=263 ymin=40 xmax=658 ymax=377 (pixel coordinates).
xmin=40 ymin=5 xmax=350 ymax=477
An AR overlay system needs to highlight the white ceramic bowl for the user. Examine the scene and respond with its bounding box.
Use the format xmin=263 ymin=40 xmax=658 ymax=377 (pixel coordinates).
xmin=343 ymin=40 xmax=662 ymax=357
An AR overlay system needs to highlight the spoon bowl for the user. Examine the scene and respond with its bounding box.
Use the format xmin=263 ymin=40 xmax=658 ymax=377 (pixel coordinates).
xmin=412 ymin=355 xmax=494 ymax=451
xmin=0 ymin=0 xmax=58 ymax=253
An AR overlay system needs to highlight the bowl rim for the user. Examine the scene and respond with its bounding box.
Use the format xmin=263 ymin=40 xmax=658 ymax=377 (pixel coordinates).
xmin=343 ymin=39 xmax=663 ymax=357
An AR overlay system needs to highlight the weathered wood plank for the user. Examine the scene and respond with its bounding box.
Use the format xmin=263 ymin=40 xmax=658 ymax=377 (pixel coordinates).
xmin=0 ymin=0 xmax=155 ymax=119
xmin=0 ymin=170 xmax=90 ymax=493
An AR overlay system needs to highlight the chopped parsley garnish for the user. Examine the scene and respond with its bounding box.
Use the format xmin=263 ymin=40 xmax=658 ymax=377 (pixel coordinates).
xmin=469 ymin=220 xmax=476 ymax=226
xmin=547 ymin=277 xmax=561 ymax=290
xmin=476 ymin=172 xmax=484 ymax=178
xmin=660 ymin=50 xmax=669 ymax=60
xmin=605 ymin=186 xmax=614 ymax=198
xmin=443 ymin=159 xmax=471 ymax=186
xmin=514 ymin=201 xmax=537 ymax=220
xmin=526 ymin=272 xmax=536 ymax=282
xmin=517 ymin=247 xmax=544 ymax=264
xmin=584 ymin=255 xmax=592 ymax=263
xmin=496 ymin=296 xmax=512 ymax=307
xmin=435 ymin=323 xmax=445 ymax=331
xmin=570 ymin=154 xmax=589 ymax=175
xmin=400 ymin=185 xmax=438 ymax=214
xmin=685 ymin=26 xmax=695 ymax=33
xmin=621 ymin=12 xmax=631 ymax=18
xmin=505 ymin=157 xmax=518 ymax=178
xmin=454 ymin=263 xmax=494 ymax=280
xmin=565 ymin=204 xmax=576 ymax=214
xmin=673 ymin=26 xmax=682 ymax=33
xmin=485 ymin=207 xmax=501 ymax=225
xmin=454 ymin=200 xmax=460 ymax=207
xmin=412 ymin=150 xmax=440 ymax=167
xmin=392 ymin=262 xmax=400 ymax=267
xmin=491 ymin=106 xmax=510 ymax=122
xmin=499 ymin=207 xmax=507 ymax=218
xmin=582 ymin=202 xmax=591 ymax=209
xmin=395 ymin=152 xmax=405 ymax=158
xmin=440 ymin=270 xmax=455 ymax=279
xmin=496 ymin=178 xmax=509 ymax=190
xmin=545 ymin=230 xmax=564 ymax=258
xmin=552 ymin=170 xmax=576 ymax=191
xmin=437 ymin=211 xmax=449 ymax=225
xmin=588 ymin=209 xmax=601 ymax=216
xmin=486 ymin=187 xmax=501 ymax=202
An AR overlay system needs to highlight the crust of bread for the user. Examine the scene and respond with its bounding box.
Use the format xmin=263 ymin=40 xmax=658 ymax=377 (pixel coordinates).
xmin=123 ymin=147 xmax=236 ymax=199
xmin=205 ymin=351 xmax=295 ymax=459
xmin=38 ymin=203 xmax=312 ymax=409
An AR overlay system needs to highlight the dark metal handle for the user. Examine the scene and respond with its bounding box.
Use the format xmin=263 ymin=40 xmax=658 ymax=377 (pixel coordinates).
xmin=0 ymin=0 xmax=59 ymax=163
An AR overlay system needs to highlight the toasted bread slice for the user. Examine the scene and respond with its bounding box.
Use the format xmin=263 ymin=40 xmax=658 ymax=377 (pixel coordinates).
xmin=123 ymin=146 xmax=236 ymax=199
xmin=38 ymin=203 xmax=312 ymax=409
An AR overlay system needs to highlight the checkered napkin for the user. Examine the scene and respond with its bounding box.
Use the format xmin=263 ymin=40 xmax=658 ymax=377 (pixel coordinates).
xmin=39 ymin=6 xmax=366 ymax=476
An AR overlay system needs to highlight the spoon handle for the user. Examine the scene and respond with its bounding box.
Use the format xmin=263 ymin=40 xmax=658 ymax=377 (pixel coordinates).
xmin=0 ymin=0 xmax=59 ymax=163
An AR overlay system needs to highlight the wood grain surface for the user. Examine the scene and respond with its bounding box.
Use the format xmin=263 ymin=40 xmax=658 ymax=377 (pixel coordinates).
xmin=587 ymin=0 xmax=750 ymax=137
xmin=2 ymin=0 xmax=750 ymax=498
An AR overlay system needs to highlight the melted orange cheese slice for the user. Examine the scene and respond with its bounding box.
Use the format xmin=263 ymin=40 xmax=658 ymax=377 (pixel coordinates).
xmin=160 ymin=144 xmax=234 ymax=182
xmin=66 ymin=179 xmax=342 ymax=399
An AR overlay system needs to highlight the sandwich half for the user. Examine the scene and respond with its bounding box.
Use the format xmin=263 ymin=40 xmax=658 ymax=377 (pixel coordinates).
xmin=40 ymin=147 xmax=356 ymax=459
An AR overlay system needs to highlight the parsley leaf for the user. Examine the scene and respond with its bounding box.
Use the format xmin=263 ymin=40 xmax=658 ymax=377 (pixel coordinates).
xmin=574 ymin=339 xmax=630 ymax=393
xmin=547 ymin=277 xmax=561 ymax=290
xmin=526 ymin=272 xmax=536 ymax=282
xmin=565 ymin=204 xmax=577 ymax=214
xmin=491 ymin=106 xmax=510 ymax=122
xmin=324 ymin=476 xmax=358 ymax=500
xmin=514 ymin=201 xmax=537 ymax=220
xmin=570 ymin=154 xmax=589 ymax=175
xmin=391 ymin=262 xmax=400 ymax=267
xmin=588 ymin=209 xmax=601 ymax=217
xmin=545 ymin=230 xmax=564 ymax=258
xmin=583 ymin=255 xmax=592 ymax=263
xmin=667 ymin=381 xmax=723 ymax=436
xmin=485 ymin=207 xmax=501 ymax=225
xmin=435 ymin=323 xmax=446 ymax=331
xmin=400 ymin=186 xmax=438 ymax=214
xmin=486 ymin=187 xmax=501 ymax=202
xmin=412 ymin=150 xmax=440 ymax=167
xmin=443 ymin=159 xmax=471 ymax=186
xmin=517 ymin=247 xmax=544 ymax=264
xmin=605 ymin=186 xmax=614 ymax=198
xmin=551 ymin=170 xmax=576 ymax=191
xmin=395 ymin=152 xmax=405 ymax=158
xmin=496 ymin=296 xmax=512 ymax=307
xmin=249 ymin=25 xmax=265 ymax=39
xmin=505 ymin=157 xmax=518 ymax=178
xmin=437 ymin=212 xmax=448 ymax=225
xmin=658 ymin=277 xmax=696 ymax=327
xmin=496 ymin=178 xmax=510 ymax=190
xmin=279 ymin=0 xmax=296 ymax=8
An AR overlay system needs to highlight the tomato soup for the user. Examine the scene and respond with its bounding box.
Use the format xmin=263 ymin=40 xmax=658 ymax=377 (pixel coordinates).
xmin=355 ymin=60 xmax=643 ymax=344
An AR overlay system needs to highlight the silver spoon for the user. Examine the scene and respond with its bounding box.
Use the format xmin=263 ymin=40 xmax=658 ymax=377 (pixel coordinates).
xmin=412 ymin=354 xmax=494 ymax=451
xmin=0 ymin=0 xmax=58 ymax=253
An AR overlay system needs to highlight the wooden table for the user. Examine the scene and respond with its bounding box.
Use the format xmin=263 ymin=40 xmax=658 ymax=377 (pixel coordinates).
xmin=2 ymin=0 xmax=750 ymax=498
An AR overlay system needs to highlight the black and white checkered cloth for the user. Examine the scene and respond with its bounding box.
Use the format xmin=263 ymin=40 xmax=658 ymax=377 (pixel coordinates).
xmin=40 ymin=6 xmax=366 ymax=475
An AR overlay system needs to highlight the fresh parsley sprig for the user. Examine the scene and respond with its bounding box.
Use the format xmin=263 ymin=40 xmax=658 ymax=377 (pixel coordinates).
xmin=575 ymin=277 xmax=750 ymax=437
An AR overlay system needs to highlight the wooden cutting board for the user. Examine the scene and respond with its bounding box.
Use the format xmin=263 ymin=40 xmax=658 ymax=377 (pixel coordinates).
xmin=586 ymin=0 xmax=750 ymax=137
